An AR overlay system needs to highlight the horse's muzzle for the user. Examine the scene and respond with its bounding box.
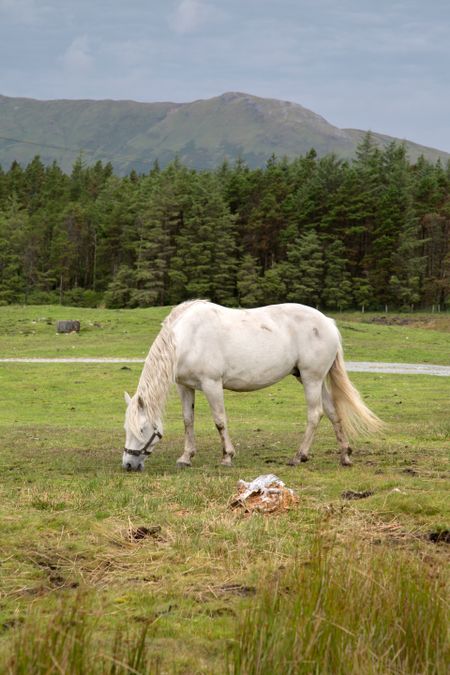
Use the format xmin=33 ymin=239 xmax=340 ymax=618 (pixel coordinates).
xmin=122 ymin=452 xmax=145 ymax=472
xmin=124 ymin=462 xmax=143 ymax=472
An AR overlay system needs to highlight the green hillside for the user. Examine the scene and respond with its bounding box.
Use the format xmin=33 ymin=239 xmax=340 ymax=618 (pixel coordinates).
xmin=1 ymin=91 xmax=449 ymax=173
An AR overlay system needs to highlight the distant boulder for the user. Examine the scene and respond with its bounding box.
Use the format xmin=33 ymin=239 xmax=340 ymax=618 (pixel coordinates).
xmin=56 ymin=320 xmax=80 ymax=333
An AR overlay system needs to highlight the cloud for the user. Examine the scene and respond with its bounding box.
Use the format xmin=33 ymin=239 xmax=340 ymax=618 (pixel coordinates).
xmin=62 ymin=35 xmax=93 ymax=71
xmin=168 ymin=0 xmax=220 ymax=34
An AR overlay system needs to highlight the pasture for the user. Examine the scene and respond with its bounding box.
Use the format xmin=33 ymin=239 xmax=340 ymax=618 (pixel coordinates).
xmin=0 ymin=306 xmax=449 ymax=673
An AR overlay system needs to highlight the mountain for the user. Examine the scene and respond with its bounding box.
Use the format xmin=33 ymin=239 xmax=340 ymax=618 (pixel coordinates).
xmin=1 ymin=91 xmax=448 ymax=174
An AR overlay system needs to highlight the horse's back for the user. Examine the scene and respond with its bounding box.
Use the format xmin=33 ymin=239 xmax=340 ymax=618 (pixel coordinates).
xmin=172 ymin=302 xmax=340 ymax=391
xmin=174 ymin=301 xmax=338 ymax=352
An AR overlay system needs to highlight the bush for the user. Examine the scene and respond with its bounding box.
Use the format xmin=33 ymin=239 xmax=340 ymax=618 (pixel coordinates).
xmin=61 ymin=288 xmax=103 ymax=308
xmin=25 ymin=290 xmax=61 ymax=305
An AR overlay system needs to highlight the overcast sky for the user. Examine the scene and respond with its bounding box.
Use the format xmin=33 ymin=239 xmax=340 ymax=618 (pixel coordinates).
xmin=1 ymin=0 xmax=449 ymax=152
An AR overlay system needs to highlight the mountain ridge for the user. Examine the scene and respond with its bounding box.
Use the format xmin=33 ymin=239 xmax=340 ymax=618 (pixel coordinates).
xmin=0 ymin=91 xmax=448 ymax=173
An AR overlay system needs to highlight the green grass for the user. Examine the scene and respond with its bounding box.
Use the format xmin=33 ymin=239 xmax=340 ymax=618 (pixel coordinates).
xmin=8 ymin=600 xmax=160 ymax=675
xmin=229 ymin=537 xmax=448 ymax=674
xmin=0 ymin=306 xmax=449 ymax=673
xmin=336 ymin=311 xmax=450 ymax=364
xmin=0 ymin=305 xmax=169 ymax=358
xmin=0 ymin=305 xmax=449 ymax=363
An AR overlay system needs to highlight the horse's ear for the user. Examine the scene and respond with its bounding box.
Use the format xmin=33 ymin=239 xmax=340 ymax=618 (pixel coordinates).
xmin=138 ymin=395 xmax=144 ymax=409
xmin=124 ymin=391 xmax=132 ymax=406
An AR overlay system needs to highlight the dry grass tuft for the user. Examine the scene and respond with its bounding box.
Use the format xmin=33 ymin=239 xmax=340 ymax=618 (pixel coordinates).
xmin=229 ymin=533 xmax=449 ymax=675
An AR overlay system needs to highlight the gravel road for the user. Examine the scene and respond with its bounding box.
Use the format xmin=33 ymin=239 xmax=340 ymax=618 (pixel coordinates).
xmin=1 ymin=358 xmax=449 ymax=376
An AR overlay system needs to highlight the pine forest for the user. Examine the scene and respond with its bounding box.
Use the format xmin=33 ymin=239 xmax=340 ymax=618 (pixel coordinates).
xmin=0 ymin=134 xmax=448 ymax=310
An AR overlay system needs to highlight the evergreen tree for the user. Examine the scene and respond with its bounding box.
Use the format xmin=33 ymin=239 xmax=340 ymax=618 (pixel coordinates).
xmin=341 ymin=134 xmax=382 ymax=280
xmin=389 ymin=210 xmax=425 ymax=309
xmin=24 ymin=156 xmax=46 ymax=213
xmin=104 ymin=265 xmax=137 ymax=308
xmin=353 ymin=276 xmax=374 ymax=312
xmin=70 ymin=154 xmax=89 ymax=201
xmin=169 ymin=173 xmax=237 ymax=304
xmin=130 ymin=178 xmax=174 ymax=306
xmin=369 ymin=142 xmax=411 ymax=305
xmin=211 ymin=208 xmax=238 ymax=305
xmin=6 ymin=161 xmax=26 ymax=204
xmin=0 ymin=197 xmax=28 ymax=303
xmin=237 ymin=254 xmax=263 ymax=306
xmin=283 ymin=231 xmax=324 ymax=306
xmin=93 ymin=175 xmax=139 ymax=289
xmin=322 ymin=239 xmax=353 ymax=309
xmin=259 ymin=263 xmax=287 ymax=304
xmin=421 ymin=212 xmax=449 ymax=306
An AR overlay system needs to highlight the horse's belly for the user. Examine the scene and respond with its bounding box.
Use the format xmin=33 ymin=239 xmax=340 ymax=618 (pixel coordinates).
xmin=222 ymin=374 xmax=287 ymax=392
xmin=221 ymin=348 xmax=294 ymax=392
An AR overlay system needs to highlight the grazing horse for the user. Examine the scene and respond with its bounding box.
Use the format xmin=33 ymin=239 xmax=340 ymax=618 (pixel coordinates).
xmin=122 ymin=300 xmax=381 ymax=471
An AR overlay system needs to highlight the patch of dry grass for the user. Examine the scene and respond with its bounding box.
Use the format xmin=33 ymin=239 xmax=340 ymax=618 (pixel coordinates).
xmin=229 ymin=532 xmax=449 ymax=675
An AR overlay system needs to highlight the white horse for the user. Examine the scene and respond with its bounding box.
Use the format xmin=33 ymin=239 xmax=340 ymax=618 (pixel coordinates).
xmin=123 ymin=300 xmax=381 ymax=471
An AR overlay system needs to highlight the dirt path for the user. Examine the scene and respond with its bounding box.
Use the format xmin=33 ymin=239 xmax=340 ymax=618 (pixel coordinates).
xmin=345 ymin=361 xmax=450 ymax=377
xmin=0 ymin=358 xmax=449 ymax=376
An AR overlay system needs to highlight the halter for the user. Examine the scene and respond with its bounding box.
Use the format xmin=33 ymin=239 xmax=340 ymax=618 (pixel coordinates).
xmin=124 ymin=429 xmax=163 ymax=457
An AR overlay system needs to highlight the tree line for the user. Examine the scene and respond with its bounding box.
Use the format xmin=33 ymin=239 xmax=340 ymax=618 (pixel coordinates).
xmin=0 ymin=134 xmax=448 ymax=310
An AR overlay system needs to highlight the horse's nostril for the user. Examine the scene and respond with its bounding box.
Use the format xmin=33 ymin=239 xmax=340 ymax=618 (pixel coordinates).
xmin=126 ymin=463 xmax=132 ymax=471
xmin=137 ymin=464 xmax=143 ymax=472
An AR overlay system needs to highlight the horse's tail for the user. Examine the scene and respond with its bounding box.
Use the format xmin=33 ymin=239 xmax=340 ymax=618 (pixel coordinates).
xmin=327 ymin=344 xmax=383 ymax=439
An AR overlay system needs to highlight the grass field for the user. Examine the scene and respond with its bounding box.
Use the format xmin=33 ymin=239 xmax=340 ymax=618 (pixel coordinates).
xmin=0 ymin=305 xmax=449 ymax=363
xmin=0 ymin=306 xmax=449 ymax=673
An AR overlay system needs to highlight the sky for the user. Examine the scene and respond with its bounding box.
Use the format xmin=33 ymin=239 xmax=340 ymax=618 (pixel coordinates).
xmin=1 ymin=0 xmax=449 ymax=152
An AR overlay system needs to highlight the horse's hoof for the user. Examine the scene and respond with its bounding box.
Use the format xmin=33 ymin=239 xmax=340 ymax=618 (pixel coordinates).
xmin=287 ymin=458 xmax=300 ymax=466
xmin=220 ymin=459 xmax=233 ymax=467
xmin=176 ymin=461 xmax=191 ymax=469
xmin=340 ymin=458 xmax=353 ymax=467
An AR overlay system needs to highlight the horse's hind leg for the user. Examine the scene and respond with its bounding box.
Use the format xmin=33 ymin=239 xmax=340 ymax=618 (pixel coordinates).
xmin=289 ymin=378 xmax=323 ymax=465
xmin=322 ymin=383 xmax=352 ymax=466
xmin=176 ymin=384 xmax=197 ymax=467
xmin=201 ymin=379 xmax=236 ymax=466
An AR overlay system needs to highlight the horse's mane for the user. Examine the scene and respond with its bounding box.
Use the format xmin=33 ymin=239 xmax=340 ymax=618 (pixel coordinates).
xmin=126 ymin=300 xmax=207 ymax=438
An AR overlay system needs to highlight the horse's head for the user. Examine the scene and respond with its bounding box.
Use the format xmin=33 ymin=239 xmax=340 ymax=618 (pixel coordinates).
xmin=122 ymin=391 xmax=162 ymax=471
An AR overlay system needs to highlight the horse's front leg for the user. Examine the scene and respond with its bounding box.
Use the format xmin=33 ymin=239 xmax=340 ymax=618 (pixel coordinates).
xmin=176 ymin=384 xmax=197 ymax=467
xmin=201 ymin=379 xmax=236 ymax=466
